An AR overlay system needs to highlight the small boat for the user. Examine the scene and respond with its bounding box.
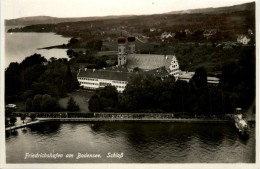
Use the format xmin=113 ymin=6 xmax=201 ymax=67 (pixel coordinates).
xmin=234 ymin=114 xmax=248 ymax=135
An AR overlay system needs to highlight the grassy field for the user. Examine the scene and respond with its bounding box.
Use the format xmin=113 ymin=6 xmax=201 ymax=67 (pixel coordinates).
xmin=58 ymin=89 xmax=95 ymax=113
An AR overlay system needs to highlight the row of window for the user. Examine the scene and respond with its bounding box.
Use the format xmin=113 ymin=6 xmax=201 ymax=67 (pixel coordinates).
xmin=172 ymin=72 xmax=179 ymax=76
xmin=118 ymin=48 xmax=126 ymax=53
xmin=112 ymin=80 xmax=127 ymax=84
xmin=170 ymin=64 xmax=178 ymax=69
xmin=84 ymin=87 xmax=96 ymax=90
xmin=118 ymin=47 xmax=135 ymax=53
xmin=113 ymin=85 xmax=125 ymax=89
xmin=170 ymin=69 xmax=179 ymax=73
xmin=82 ymin=84 xmax=125 ymax=90
xmin=80 ymin=82 xmax=98 ymax=86
xmin=78 ymin=77 xmax=98 ymax=81
xmin=80 ymin=81 xmax=126 ymax=88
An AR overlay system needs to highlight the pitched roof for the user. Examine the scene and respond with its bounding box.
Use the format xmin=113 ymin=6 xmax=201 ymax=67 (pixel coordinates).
xmin=78 ymin=69 xmax=132 ymax=81
xmin=146 ymin=67 xmax=169 ymax=77
xmin=126 ymin=54 xmax=174 ymax=70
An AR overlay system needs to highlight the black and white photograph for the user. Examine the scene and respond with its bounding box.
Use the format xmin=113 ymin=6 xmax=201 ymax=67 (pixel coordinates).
xmin=1 ymin=0 xmax=258 ymax=168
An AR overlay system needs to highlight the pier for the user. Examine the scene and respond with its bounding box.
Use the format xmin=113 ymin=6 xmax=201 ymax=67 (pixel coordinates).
xmin=6 ymin=111 xmax=236 ymax=131
xmin=39 ymin=117 xmax=232 ymax=123
xmin=5 ymin=120 xmax=45 ymax=131
xmin=6 ymin=117 xmax=232 ymax=131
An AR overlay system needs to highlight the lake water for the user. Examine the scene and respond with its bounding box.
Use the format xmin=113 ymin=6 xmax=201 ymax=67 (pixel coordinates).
xmin=5 ymin=31 xmax=70 ymax=68
xmin=6 ymin=122 xmax=255 ymax=163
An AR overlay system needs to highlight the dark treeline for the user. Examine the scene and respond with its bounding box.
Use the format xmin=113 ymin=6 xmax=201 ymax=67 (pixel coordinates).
xmin=89 ymin=47 xmax=255 ymax=114
xmin=89 ymin=73 xmax=223 ymax=114
xmin=66 ymin=49 xmax=113 ymax=69
xmin=140 ymin=42 xmax=255 ymax=73
xmin=5 ymin=54 xmax=79 ymax=111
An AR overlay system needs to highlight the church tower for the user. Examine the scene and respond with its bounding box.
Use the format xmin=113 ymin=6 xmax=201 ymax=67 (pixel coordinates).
xmin=127 ymin=36 xmax=136 ymax=54
xmin=117 ymin=37 xmax=127 ymax=66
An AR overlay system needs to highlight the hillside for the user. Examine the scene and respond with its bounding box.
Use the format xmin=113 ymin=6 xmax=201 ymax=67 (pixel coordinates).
xmin=5 ymin=2 xmax=255 ymax=26
xmin=167 ymin=2 xmax=254 ymax=14
xmin=5 ymin=15 xmax=136 ymax=26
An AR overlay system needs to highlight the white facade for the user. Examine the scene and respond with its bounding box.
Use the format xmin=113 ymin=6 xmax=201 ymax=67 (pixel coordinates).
xmin=118 ymin=42 xmax=127 ymax=66
xmin=178 ymin=71 xmax=219 ymax=85
xmin=78 ymin=77 xmax=127 ymax=93
xmin=179 ymin=71 xmax=195 ymax=82
xmin=128 ymin=42 xmax=136 ymax=54
xmin=117 ymin=37 xmax=136 ymax=66
xmin=168 ymin=55 xmax=180 ymax=79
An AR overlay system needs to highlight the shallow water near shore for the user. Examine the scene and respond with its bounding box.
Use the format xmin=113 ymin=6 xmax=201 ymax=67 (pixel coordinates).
xmin=6 ymin=122 xmax=255 ymax=163
xmin=5 ymin=32 xmax=70 ymax=67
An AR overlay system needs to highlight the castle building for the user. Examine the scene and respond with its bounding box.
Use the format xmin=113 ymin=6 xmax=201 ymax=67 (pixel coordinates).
xmin=117 ymin=36 xmax=180 ymax=78
xmin=77 ymin=69 xmax=131 ymax=93
xmin=77 ymin=36 xmax=180 ymax=92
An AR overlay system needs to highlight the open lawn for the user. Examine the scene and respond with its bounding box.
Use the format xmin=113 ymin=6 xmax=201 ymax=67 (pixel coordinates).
xmin=58 ymin=89 xmax=95 ymax=113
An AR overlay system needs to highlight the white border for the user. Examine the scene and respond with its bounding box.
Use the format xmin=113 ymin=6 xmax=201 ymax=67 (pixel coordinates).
xmin=0 ymin=0 xmax=259 ymax=169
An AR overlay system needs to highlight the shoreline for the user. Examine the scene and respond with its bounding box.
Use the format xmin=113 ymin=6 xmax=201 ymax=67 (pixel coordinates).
xmin=38 ymin=44 xmax=68 ymax=50
xmin=39 ymin=117 xmax=233 ymax=123
xmin=6 ymin=117 xmax=235 ymax=131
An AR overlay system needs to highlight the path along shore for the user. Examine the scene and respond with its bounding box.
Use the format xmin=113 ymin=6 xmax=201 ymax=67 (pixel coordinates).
xmin=6 ymin=117 xmax=233 ymax=131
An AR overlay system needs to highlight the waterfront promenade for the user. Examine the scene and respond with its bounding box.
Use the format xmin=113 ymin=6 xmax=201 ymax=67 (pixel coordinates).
xmin=38 ymin=117 xmax=232 ymax=123
xmin=6 ymin=116 xmax=233 ymax=131
xmin=5 ymin=120 xmax=44 ymax=131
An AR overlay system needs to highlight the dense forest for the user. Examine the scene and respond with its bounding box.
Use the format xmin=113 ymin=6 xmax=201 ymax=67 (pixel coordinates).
xmin=5 ymin=54 xmax=79 ymax=111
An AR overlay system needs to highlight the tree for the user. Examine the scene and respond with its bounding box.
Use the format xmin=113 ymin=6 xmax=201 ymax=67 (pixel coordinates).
xmin=98 ymin=86 xmax=119 ymax=111
xmin=41 ymin=94 xmax=59 ymax=111
xmin=20 ymin=53 xmax=47 ymax=68
xmin=10 ymin=116 xmax=17 ymax=126
xmin=5 ymin=54 xmax=47 ymax=103
xmin=37 ymin=61 xmax=79 ymax=97
xmin=65 ymin=65 xmax=74 ymax=92
xmin=191 ymin=67 xmax=207 ymax=88
xmin=20 ymin=115 xmax=26 ymax=124
xmin=89 ymin=95 xmax=100 ymax=112
xmin=30 ymin=114 xmax=36 ymax=121
xmin=5 ymin=62 xmax=21 ymax=98
xmin=67 ymin=49 xmax=76 ymax=58
xmin=32 ymin=94 xmax=42 ymax=111
xmin=133 ymin=67 xmax=141 ymax=72
xmin=67 ymin=97 xmax=80 ymax=111
xmin=32 ymin=94 xmax=60 ymax=112
xmin=25 ymin=98 xmax=33 ymax=112
xmin=220 ymin=47 xmax=255 ymax=112
xmin=5 ymin=118 xmax=9 ymax=126
xmin=49 ymin=57 xmax=57 ymax=62
xmin=69 ymin=37 xmax=79 ymax=45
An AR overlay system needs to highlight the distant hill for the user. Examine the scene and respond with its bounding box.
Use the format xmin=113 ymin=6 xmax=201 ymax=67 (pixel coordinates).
xmin=167 ymin=2 xmax=255 ymax=14
xmin=5 ymin=2 xmax=255 ymax=26
xmin=5 ymin=15 xmax=136 ymax=26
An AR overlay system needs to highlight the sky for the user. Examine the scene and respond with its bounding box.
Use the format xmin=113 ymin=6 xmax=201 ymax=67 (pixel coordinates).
xmin=2 ymin=0 xmax=255 ymax=19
